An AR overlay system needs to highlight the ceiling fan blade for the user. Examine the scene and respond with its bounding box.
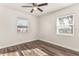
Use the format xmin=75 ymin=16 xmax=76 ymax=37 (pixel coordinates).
xmin=30 ymin=9 xmax=34 ymax=13
xmin=32 ymin=3 xmax=36 ymax=6
xmin=22 ymin=6 xmax=32 ymax=7
xmin=38 ymin=3 xmax=48 ymax=7
xmin=37 ymin=8 xmax=43 ymax=12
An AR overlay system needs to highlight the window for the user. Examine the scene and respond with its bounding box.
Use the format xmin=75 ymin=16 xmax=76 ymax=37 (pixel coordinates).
xmin=56 ymin=14 xmax=74 ymax=36
xmin=17 ymin=17 xmax=29 ymax=32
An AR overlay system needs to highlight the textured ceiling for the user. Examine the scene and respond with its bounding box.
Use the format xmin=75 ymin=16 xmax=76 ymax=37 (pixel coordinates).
xmin=0 ymin=3 xmax=75 ymax=16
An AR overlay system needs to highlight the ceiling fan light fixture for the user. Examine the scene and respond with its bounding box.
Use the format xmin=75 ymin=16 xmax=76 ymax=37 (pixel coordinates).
xmin=22 ymin=3 xmax=48 ymax=13
xmin=33 ymin=7 xmax=37 ymax=10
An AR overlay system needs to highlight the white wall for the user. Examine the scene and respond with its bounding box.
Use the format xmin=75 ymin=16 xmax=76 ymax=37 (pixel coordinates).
xmin=0 ymin=6 xmax=37 ymax=49
xmin=39 ymin=4 xmax=79 ymax=52
xmin=1 ymin=4 xmax=79 ymax=52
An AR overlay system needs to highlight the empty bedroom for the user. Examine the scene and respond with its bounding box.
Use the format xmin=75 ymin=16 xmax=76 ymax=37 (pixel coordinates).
xmin=0 ymin=3 xmax=79 ymax=56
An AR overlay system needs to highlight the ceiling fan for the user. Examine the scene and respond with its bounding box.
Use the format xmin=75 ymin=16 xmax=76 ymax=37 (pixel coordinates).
xmin=22 ymin=3 xmax=48 ymax=13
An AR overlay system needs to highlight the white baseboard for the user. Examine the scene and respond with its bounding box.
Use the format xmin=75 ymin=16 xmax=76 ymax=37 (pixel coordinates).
xmin=39 ymin=39 xmax=79 ymax=52
xmin=0 ymin=39 xmax=36 ymax=49
xmin=1 ymin=39 xmax=79 ymax=53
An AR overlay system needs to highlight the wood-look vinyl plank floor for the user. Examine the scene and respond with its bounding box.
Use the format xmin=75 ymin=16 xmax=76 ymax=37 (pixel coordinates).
xmin=0 ymin=40 xmax=79 ymax=56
